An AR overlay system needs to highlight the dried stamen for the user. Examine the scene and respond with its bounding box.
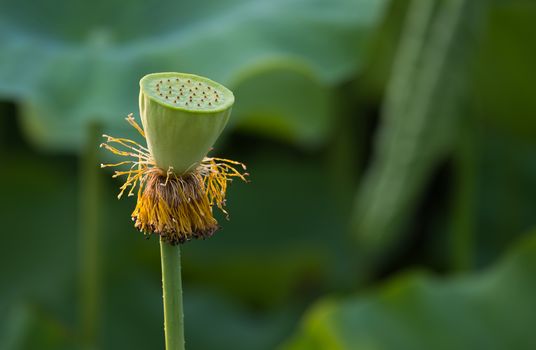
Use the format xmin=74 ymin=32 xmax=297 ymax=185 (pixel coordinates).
xmin=100 ymin=114 xmax=248 ymax=244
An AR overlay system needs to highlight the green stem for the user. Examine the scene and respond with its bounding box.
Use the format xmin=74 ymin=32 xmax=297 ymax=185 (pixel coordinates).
xmin=160 ymin=238 xmax=185 ymax=350
xmin=80 ymin=122 xmax=102 ymax=349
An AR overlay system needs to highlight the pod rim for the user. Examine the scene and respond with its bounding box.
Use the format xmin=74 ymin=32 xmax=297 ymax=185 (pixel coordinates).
xmin=140 ymin=72 xmax=235 ymax=114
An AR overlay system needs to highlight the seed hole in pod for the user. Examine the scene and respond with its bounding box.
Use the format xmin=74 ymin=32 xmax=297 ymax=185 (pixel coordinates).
xmin=159 ymin=93 xmax=163 ymax=96
xmin=193 ymin=93 xmax=196 ymax=96
xmin=187 ymin=79 xmax=191 ymax=83
xmin=209 ymin=102 xmax=212 ymax=106
xmin=185 ymin=102 xmax=189 ymax=105
xmin=180 ymin=92 xmax=183 ymax=96
xmin=208 ymin=86 xmax=211 ymax=90
xmin=215 ymin=99 xmax=218 ymax=102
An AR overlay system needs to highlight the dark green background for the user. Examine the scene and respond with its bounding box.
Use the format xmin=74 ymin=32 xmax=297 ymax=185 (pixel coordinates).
xmin=1 ymin=0 xmax=536 ymax=349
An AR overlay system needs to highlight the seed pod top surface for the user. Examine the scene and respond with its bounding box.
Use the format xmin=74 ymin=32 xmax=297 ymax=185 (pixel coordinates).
xmin=139 ymin=72 xmax=234 ymax=174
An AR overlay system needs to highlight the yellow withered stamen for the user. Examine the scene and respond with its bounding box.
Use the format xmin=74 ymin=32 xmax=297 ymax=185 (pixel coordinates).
xmin=100 ymin=114 xmax=248 ymax=244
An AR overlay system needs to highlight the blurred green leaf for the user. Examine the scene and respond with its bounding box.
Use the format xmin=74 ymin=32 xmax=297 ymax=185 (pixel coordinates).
xmin=351 ymin=0 xmax=483 ymax=261
xmin=282 ymin=232 xmax=536 ymax=350
xmin=231 ymin=62 xmax=332 ymax=147
xmin=0 ymin=0 xmax=387 ymax=151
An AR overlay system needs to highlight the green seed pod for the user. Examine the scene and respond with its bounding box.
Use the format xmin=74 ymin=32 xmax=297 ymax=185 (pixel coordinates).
xmin=139 ymin=72 xmax=234 ymax=174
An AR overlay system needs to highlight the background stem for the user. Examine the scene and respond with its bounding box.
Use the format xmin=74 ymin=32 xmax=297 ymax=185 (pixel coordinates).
xmin=160 ymin=238 xmax=185 ymax=350
xmin=80 ymin=122 xmax=102 ymax=349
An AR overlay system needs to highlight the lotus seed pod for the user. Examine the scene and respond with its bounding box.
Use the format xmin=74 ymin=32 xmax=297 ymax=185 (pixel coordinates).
xmin=139 ymin=72 xmax=234 ymax=174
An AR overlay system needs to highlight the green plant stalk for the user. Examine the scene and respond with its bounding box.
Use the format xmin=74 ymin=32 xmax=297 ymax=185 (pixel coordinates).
xmin=160 ymin=238 xmax=185 ymax=350
xmin=80 ymin=122 xmax=102 ymax=349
